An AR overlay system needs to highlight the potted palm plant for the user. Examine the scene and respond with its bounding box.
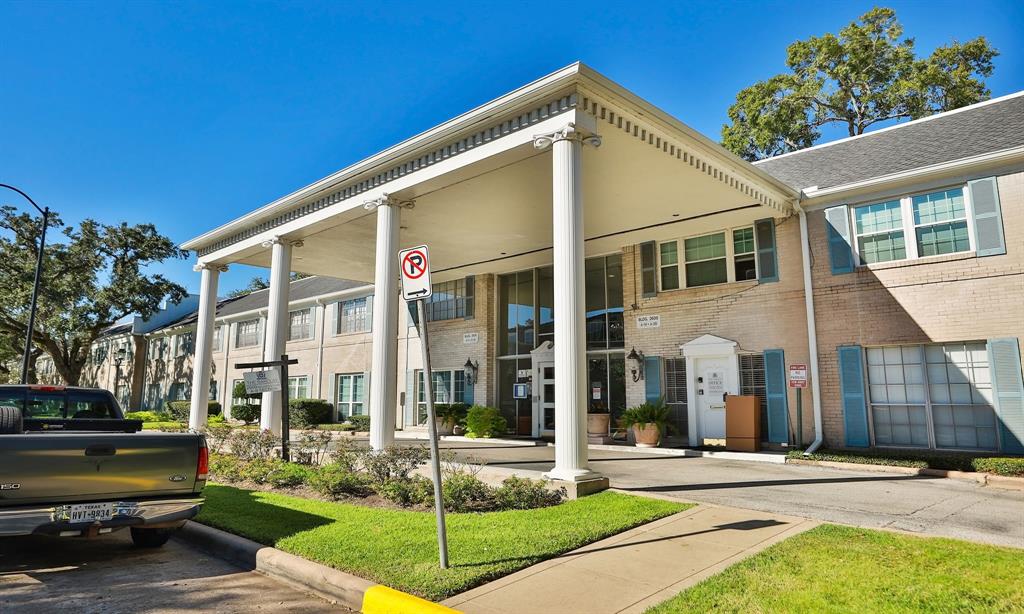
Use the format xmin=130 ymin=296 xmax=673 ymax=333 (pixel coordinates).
xmin=434 ymin=403 xmax=465 ymax=436
xmin=620 ymin=399 xmax=672 ymax=447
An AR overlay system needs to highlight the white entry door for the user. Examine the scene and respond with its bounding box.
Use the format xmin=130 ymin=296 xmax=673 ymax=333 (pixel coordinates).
xmin=535 ymin=362 xmax=556 ymax=438
xmin=695 ymin=356 xmax=731 ymax=440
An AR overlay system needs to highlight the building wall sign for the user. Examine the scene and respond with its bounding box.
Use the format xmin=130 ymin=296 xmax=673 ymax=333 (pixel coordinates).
xmin=636 ymin=314 xmax=661 ymax=329
xmin=463 ymin=332 xmax=479 ymax=345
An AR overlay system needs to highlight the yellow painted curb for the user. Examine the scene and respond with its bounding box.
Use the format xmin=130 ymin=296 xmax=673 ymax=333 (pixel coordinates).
xmin=362 ymin=585 xmax=462 ymax=614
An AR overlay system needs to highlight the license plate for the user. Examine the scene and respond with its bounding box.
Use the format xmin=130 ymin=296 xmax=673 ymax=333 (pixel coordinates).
xmin=68 ymin=502 xmax=114 ymax=523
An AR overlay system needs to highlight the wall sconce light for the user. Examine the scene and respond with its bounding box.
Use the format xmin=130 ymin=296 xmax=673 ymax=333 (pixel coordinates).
xmin=626 ymin=346 xmax=645 ymax=383
xmin=463 ymin=358 xmax=479 ymax=387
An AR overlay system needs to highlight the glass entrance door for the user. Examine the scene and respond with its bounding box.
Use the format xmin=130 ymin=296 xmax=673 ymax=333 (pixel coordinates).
xmin=537 ymin=363 xmax=555 ymax=437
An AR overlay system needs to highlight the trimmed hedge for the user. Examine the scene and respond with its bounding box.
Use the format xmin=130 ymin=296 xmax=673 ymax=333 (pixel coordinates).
xmin=465 ymin=406 xmax=507 ymax=438
xmin=347 ymin=414 xmax=371 ymax=431
xmin=288 ymin=398 xmax=332 ymax=428
xmin=790 ymin=448 xmax=1024 ymax=477
xmin=230 ymin=404 xmax=260 ymax=424
xmin=165 ymin=400 xmax=222 ymax=422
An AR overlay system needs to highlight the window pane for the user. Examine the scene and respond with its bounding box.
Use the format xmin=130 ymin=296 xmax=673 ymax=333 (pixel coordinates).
xmin=685 ymin=259 xmax=728 ymax=287
xmin=732 ymin=227 xmax=754 ymax=255
xmin=734 ymin=255 xmax=756 ymax=282
xmin=606 ymin=254 xmax=624 ymax=349
xmin=858 ymin=231 xmax=906 ymax=264
xmin=659 ymin=241 xmax=678 ymax=265
xmin=912 ymin=188 xmax=965 ymax=225
xmin=916 ymin=221 xmax=970 ymax=257
xmin=660 ymin=265 xmax=679 ymax=291
xmin=855 ymin=200 xmax=902 ymax=234
xmin=684 ymin=233 xmax=726 ymax=261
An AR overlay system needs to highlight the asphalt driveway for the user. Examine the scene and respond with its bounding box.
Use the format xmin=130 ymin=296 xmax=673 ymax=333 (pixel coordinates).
xmin=0 ymin=529 xmax=345 ymax=613
xmin=433 ymin=441 xmax=1024 ymax=549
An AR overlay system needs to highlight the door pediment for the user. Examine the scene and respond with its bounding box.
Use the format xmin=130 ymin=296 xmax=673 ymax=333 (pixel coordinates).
xmin=680 ymin=334 xmax=739 ymax=357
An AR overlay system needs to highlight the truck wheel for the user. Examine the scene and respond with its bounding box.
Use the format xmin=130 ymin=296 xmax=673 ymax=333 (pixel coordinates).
xmin=0 ymin=406 xmax=22 ymax=434
xmin=130 ymin=527 xmax=173 ymax=548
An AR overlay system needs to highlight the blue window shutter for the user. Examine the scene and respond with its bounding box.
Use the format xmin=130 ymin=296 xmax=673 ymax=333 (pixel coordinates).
xmin=969 ymin=177 xmax=1007 ymax=257
xmin=824 ymin=205 xmax=855 ymax=274
xmin=838 ymin=345 xmax=869 ymax=447
xmin=763 ymin=349 xmax=789 ymax=443
xmin=644 ymin=356 xmax=662 ymax=402
xmin=463 ymin=373 xmax=475 ymax=406
xmin=989 ymin=338 xmax=1024 ymax=453
xmin=755 ymin=218 xmax=779 ymax=282
xmin=403 ymin=371 xmax=415 ymax=426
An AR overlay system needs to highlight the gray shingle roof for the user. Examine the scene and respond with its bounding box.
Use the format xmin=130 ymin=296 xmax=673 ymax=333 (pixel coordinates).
xmin=153 ymin=276 xmax=367 ymax=332
xmin=754 ymin=93 xmax=1024 ymax=191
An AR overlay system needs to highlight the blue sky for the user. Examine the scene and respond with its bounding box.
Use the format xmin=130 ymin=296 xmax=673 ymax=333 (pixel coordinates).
xmin=2 ymin=0 xmax=1022 ymax=296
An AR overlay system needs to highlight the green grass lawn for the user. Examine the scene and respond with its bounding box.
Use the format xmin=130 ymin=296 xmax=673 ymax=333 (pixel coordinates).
xmin=647 ymin=524 xmax=1024 ymax=614
xmin=197 ymin=483 xmax=686 ymax=600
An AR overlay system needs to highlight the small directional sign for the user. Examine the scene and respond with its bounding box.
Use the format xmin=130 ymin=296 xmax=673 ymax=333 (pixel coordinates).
xmin=399 ymin=245 xmax=432 ymax=302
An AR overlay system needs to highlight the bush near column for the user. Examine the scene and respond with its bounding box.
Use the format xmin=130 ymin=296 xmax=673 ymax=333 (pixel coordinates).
xmin=464 ymin=405 xmax=507 ymax=438
xmin=230 ymin=404 xmax=260 ymax=424
xmin=347 ymin=414 xmax=371 ymax=431
xmin=288 ymin=398 xmax=332 ymax=428
xmin=165 ymin=400 xmax=222 ymax=422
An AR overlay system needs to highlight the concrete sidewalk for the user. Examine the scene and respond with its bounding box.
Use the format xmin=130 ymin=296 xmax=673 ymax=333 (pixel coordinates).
xmin=443 ymin=504 xmax=817 ymax=614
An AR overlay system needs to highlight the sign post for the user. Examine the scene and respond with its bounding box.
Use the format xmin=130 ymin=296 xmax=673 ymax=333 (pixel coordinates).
xmin=399 ymin=245 xmax=449 ymax=569
xmin=788 ymin=364 xmax=808 ymax=448
xmin=238 ymin=355 xmax=299 ymax=461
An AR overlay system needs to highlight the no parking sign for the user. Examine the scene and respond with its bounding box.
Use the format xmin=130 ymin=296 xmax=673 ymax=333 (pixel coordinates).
xmin=399 ymin=245 xmax=432 ymax=301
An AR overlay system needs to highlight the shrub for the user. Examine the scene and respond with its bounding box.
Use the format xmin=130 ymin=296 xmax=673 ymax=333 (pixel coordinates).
xmin=125 ymin=410 xmax=170 ymax=422
xmin=330 ymin=438 xmax=363 ymax=472
xmin=361 ymin=445 xmax=429 ymax=486
xmin=378 ymin=476 xmax=435 ymax=507
xmin=294 ymin=430 xmax=333 ymax=465
xmin=289 ymin=398 xmax=332 ymax=428
xmin=229 ymin=428 xmax=279 ymax=460
xmin=347 ymin=414 xmax=371 ymax=431
xmin=494 ymin=476 xmax=564 ymax=510
xmin=442 ymin=472 xmax=497 ymax=512
xmin=434 ymin=403 xmax=467 ymax=428
xmin=464 ymin=406 xmax=507 ymax=438
xmin=238 ymin=457 xmax=281 ymax=484
xmin=972 ymin=457 xmax=1024 ymax=477
xmin=266 ymin=462 xmax=314 ymax=488
xmin=209 ymin=453 xmax=244 ymax=482
xmin=308 ymin=465 xmax=371 ymax=499
xmin=230 ymin=404 xmax=260 ymax=424
xmin=164 ymin=400 xmax=221 ymax=422
xmin=203 ymin=423 xmax=234 ymax=454
xmin=620 ymin=399 xmax=673 ymax=432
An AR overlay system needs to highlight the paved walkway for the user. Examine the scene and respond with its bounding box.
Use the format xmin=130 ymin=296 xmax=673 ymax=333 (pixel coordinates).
xmin=443 ymin=504 xmax=817 ymax=614
xmin=431 ymin=440 xmax=1024 ymax=549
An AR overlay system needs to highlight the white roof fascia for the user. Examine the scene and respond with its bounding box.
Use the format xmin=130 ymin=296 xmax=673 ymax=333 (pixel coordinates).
xmin=800 ymin=145 xmax=1024 ymax=209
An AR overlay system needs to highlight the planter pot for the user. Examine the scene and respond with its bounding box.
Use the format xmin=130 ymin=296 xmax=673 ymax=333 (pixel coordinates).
xmin=632 ymin=423 xmax=662 ymax=448
xmin=587 ymin=413 xmax=610 ymax=436
xmin=435 ymin=418 xmax=455 ymax=436
xmin=453 ymin=424 xmax=465 ymax=436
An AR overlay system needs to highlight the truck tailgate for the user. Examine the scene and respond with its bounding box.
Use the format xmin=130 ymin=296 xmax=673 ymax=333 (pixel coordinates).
xmin=0 ymin=432 xmax=202 ymax=506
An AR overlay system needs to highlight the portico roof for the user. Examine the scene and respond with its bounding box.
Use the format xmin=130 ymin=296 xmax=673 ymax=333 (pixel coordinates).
xmin=184 ymin=63 xmax=798 ymax=282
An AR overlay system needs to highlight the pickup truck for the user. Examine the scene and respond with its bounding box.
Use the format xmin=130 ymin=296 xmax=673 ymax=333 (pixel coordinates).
xmin=0 ymin=385 xmax=206 ymax=547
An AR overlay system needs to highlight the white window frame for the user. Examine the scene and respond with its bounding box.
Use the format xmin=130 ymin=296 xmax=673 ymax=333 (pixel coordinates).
xmin=335 ymin=373 xmax=366 ymax=420
xmin=851 ymin=184 xmax=976 ymax=266
xmin=212 ymin=325 xmax=223 ymax=353
xmin=337 ymin=296 xmax=373 ymax=335
xmin=288 ymin=375 xmax=310 ymax=400
xmin=288 ymin=308 xmax=314 ymax=341
xmin=235 ymin=318 xmax=261 ymax=348
xmin=414 ymin=369 xmax=465 ymax=425
xmin=657 ymin=225 xmax=757 ymax=291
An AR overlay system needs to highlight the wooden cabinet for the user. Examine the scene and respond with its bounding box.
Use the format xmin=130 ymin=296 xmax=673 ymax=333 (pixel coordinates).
xmin=725 ymin=395 xmax=761 ymax=452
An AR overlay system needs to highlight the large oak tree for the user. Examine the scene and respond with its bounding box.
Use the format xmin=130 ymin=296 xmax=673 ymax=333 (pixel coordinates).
xmin=721 ymin=8 xmax=998 ymax=161
xmin=0 ymin=206 xmax=187 ymax=384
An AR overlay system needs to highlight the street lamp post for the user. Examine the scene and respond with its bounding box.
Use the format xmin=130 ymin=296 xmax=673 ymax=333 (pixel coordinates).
xmin=0 ymin=183 xmax=51 ymax=384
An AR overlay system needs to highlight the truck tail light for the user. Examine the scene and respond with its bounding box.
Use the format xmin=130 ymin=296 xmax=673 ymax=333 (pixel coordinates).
xmin=197 ymin=445 xmax=209 ymax=481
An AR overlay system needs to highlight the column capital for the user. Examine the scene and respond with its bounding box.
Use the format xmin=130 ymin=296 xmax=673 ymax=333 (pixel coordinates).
xmin=193 ymin=263 xmax=229 ymax=273
xmin=533 ymin=122 xmax=602 ymax=150
xmin=363 ymin=193 xmax=415 ymax=211
xmin=261 ymin=236 xmax=304 ymax=249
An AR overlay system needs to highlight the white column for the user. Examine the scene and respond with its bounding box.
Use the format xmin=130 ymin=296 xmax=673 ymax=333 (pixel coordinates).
xmin=260 ymin=237 xmax=297 ymax=434
xmin=366 ymin=195 xmax=400 ymax=450
xmin=188 ymin=263 xmax=225 ymax=430
xmin=534 ymin=123 xmax=601 ymax=482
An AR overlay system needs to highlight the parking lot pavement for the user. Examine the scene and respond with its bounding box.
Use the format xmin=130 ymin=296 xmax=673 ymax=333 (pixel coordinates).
xmin=429 ymin=440 xmax=1024 ymax=549
xmin=0 ymin=530 xmax=346 ymax=613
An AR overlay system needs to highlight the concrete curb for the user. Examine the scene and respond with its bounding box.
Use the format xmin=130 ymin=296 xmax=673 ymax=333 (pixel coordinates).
xmin=586 ymin=443 xmax=788 ymax=464
xmin=175 ymin=521 xmax=460 ymax=613
xmin=785 ymin=458 xmax=1024 ymax=490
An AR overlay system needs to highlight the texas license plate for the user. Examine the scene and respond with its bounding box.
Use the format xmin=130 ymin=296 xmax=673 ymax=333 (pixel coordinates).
xmin=68 ymin=502 xmax=114 ymax=523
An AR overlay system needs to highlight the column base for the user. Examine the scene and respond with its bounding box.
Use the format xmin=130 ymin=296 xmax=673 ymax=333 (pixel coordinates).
xmin=544 ymin=474 xmax=610 ymax=499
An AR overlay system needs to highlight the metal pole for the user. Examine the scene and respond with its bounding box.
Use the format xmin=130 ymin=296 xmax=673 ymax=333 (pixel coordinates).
xmin=796 ymin=388 xmax=803 ymax=449
xmin=417 ymin=299 xmax=448 ymax=569
xmin=21 ymin=207 xmax=48 ymax=384
xmin=280 ymin=354 xmax=290 ymax=462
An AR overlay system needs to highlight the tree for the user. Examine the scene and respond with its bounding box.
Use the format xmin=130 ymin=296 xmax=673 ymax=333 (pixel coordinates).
xmin=0 ymin=207 xmax=187 ymax=384
xmin=721 ymin=8 xmax=998 ymax=161
xmin=227 ymin=272 xmax=311 ymax=298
